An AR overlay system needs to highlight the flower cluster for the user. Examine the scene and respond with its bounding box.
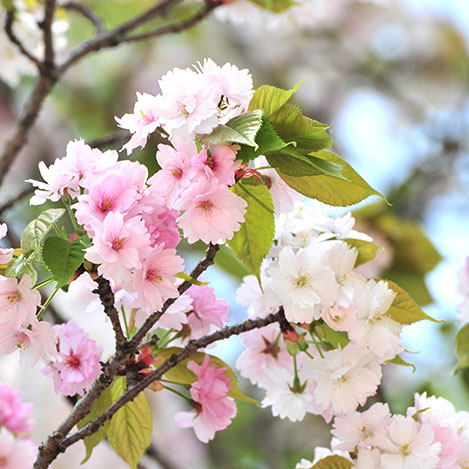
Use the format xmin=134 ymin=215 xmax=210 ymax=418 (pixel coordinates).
xmin=299 ymin=392 xmax=469 ymax=469
xmin=0 ymin=382 xmax=37 ymax=468
xmin=174 ymin=355 xmax=236 ymax=442
xmin=236 ymin=202 xmax=404 ymax=421
xmin=0 ymin=268 xmax=56 ymax=368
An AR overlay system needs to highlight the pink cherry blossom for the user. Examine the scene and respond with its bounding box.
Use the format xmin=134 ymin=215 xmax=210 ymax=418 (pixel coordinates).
xmin=0 ymin=275 xmax=41 ymax=326
xmin=41 ymin=321 xmax=102 ymax=396
xmin=132 ymin=246 xmax=184 ymax=314
xmin=174 ymin=355 xmax=236 ymax=442
xmin=184 ymin=284 xmax=228 ymax=339
xmin=116 ymin=92 xmax=161 ymax=154
xmin=153 ymin=66 xmax=220 ymax=137
xmin=322 ymin=304 xmax=357 ymax=332
xmin=177 ymin=179 xmax=247 ymax=244
xmin=61 ymin=139 xmax=118 ymax=190
xmin=27 ymin=158 xmax=77 ymax=205
xmin=148 ymin=138 xmax=196 ymax=205
xmin=191 ymin=144 xmax=239 ymax=186
xmin=141 ymin=205 xmax=181 ymax=249
xmin=198 ymin=59 xmax=253 ymax=122
xmin=85 ymin=212 xmax=151 ymax=285
xmin=0 ymin=223 xmax=13 ymax=265
xmin=0 ymin=383 xmax=34 ymax=434
xmin=332 ymin=403 xmax=392 ymax=451
xmin=0 ymin=320 xmax=57 ymax=368
xmin=235 ymin=323 xmax=291 ymax=387
xmin=0 ymin=428 xmax=37 ymax=469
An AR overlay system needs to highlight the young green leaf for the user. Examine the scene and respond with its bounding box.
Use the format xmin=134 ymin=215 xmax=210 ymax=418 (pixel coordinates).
xmin=107 ymin=377 xmax=152 ymax=469
xmin=42 ymin=237 xmax=85 ymax=288
xmin=314 ymin=322 xmax=349 ymax=349
xmin=157 ymin=347 xmax=260 ymax=407
xmin=267 ymin=149 xmax=345 ymax=179
xmin=175 ymin=272 xmax=209 ymax=286
xmin=248 ymin=82 xmax=302 ymax=117
xmin=386 ymin=354 xmax=416 ymax=373
xmin=276 ymin=151 xmax=384 ymax=206
xmin=385 ymin=281 xmax=439 ymax=325
xmin=21 ymin=208 xmax=66 ymax=256
xmin=269 ymin=103 xmax=333 ymax=153
xmin=454 ymin=323 xmax=469 ymax=373
xmin=311 ymin=455 xmax=353 ymax=469
xmin=236 ymin=117 xmax=289 ymax=163
xmin=77 ymin=387 xmax=113 ymax=464
xmin=200 ymin=110 xmax=263 ymax=148
xmin=342 ymin=238 xmax=379 ymax=267
xmin=228 ymin=181 xmax=275 ymax=282
xmin=3 ymin=252 xmax=37 ymax=279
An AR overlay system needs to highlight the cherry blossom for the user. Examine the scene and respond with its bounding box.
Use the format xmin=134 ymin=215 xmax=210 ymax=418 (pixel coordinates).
xmin=0 ymin=383 xmax=34 ymax=434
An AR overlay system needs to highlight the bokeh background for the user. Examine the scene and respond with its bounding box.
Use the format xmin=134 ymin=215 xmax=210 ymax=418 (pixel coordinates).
xmin=1 ymin=0 xmax=469 ymax=468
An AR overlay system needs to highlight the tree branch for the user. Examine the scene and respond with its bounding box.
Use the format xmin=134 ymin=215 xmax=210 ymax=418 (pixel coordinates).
xmin=4 ymin=10 xmax=41 ymax=68
xmin=93 ymin=276 xmax=127 ymax=349
xmin=58 ymin=310 xmax=284 ymax=453
xmin=122 ymin=1 xmax=222 ymax=44
xmin=40 ymin=0 xmax=57 ymax=75
xmin=59 ymin=1 xmax=104 ymax=33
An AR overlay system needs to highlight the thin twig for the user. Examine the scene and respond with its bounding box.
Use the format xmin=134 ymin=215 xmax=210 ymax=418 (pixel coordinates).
xmin=40 ymin=0 xmax=57 ymax=74
xmin=57 ymin=0 xmax=184 ymax=71
xmin=59 ymin=1 xmax=104 ymax=33
xmin=0 ymin=186 xmax=33 ymax=216
xmin=122 ymin=2 xmax=222 ymax=44
xmin=58 ymin=311 xmax=284 ymax=452
xmin=144 ymin=443 xmax=179 ymax=469
xmin=4 ymin=10 xmax=41 ymax=68
xmin=87 ymin=130 xmax=129 ymax=150
xmin=94 ymin=276 xmax=126 ymax=349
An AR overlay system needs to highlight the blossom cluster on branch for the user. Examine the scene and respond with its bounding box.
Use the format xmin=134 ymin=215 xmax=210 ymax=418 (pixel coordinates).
xmin=0 ymin=58 xmax=458 ymax=469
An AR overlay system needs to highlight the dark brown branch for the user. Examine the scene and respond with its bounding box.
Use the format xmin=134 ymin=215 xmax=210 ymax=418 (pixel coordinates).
xmin=58 ymin=311 xmax=284 ymax=452
xmin=87 ymin=130 xmax=129 ymax=150
xmin=94 ymin=276 xmax=126 ymax=349
xmin=59 ymin=1 xmax=104 ymax=33
xmin=0 ymin=186 xmax=33 ymax=216
xmin=40 ymin=0 xmax=57 ymax=74
xmin=129 ymin=243 xmax=220 ymax=347
xmin=4 ymin=10 xmax=41 ymax=68
xmin=34 ymin=244 xmax=220 ymax=467
xmin=57 ymin=0 xmax=183 ymax=71
xmin=122 ymin=2 xmax=222 ymax=44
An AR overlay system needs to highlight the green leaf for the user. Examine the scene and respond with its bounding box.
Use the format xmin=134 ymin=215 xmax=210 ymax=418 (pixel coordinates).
xmin=343 ymin=238 xmax=379 ymax=267
xmin=387 ymin=354 xmax=416 ymax=373
xmin=267 ymin=149 xmax=345 ymax=179
xmin=175 ymin=272 xmax=209 ymax=286
xmin=314 ymin=322 xmax=349 ymax=349
xmin=454 ymin=323 xmax=469 ymax=373
xmin=201 ymin=110 xmax=263 ymax=148
xmin=3 ymin=253 xmax=37 ymax=279
xmin=311 ymin=455 xmax=353 ymax=469
xmin=276 ymin=151 xmax=384 ymax=206
xmin=77 ymin=387 xmax=113 ymax=464
xmin=157 ymin=348 xmax=260 ymax=407
xmin=236 ymin=117 xmax=289 ymax=163
xmin=269 ymin=103 xmax=332 ymax=153
xmin=383 ymin=268 xmax=433 ymax=306
xmin=247 ymin=0 xmax=295 ymax=12
xmin=228 ymin=181 xmax=275 ymax=281
xmin=386 ymin=281 xmax=439 ymax=325
xmin=248 ymin=82 xmax=302 ymax=117
xmin=107 ymin=377 xmax=152 ymax=469
xmin=42 ymin=237 xmax=85 ymax=288
xmin=21 ymin=208 xmax=65 ymax=256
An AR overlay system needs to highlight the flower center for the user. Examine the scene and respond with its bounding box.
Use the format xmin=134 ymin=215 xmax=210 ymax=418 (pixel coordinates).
xmin=197 ymin=200 xmax=213 ymax=213
xmin=146 ymin=268 xmax=163 ymax=284
xmin=66 ymin=354 xmax=81 ymax=369
xmin=14 ymin=332 xmax=30 ymax=350
xmin=176 ymin=95 xmax=197 ymax=117
xmin=111 ymin=237 xmax=127 ymax=251
xmin=171 ymin=168 xmax=183 ymax=180
xmin=98 ymin=198 xmax=115 ymax=213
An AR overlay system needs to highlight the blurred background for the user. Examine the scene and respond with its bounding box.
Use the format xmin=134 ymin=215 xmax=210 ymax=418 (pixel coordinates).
xmin=1 ymin=0 xmax=469 ymax=467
